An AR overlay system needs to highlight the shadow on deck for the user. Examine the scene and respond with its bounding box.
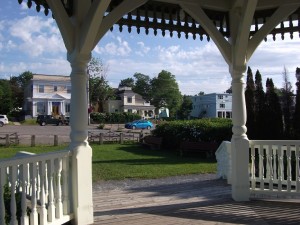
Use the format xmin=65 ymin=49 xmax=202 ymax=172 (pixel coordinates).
xmin=92 ymin=174 xmax=300 ymax=225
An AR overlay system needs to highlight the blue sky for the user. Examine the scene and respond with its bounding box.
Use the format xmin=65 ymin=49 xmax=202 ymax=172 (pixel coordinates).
xmin=1 ymin=1 xmax=300 ymax=95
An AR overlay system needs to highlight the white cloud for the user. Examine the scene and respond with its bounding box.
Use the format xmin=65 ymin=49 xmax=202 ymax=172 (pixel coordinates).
xmin=8 ymin=16 xmax=64 ymax=57
xmin=135 ymin=41 xmax=150 ymax=56
xmin=95 ymin=36 xmax=132 ymax=56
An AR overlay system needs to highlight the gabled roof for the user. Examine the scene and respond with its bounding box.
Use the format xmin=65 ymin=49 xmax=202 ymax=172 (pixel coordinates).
xmin=32 ymin=74 xmax=70 ymax=82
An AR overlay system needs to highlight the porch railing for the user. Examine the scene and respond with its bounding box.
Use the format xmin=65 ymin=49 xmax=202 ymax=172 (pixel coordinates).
xmin=249 ymin=140 xmax=300 ymax=197
xmin=0 ymin=150 xmax=73 ymax=225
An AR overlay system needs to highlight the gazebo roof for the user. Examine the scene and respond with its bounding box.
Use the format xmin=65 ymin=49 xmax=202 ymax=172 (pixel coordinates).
xmin=19 ymin=0 xmax=300 ymax=41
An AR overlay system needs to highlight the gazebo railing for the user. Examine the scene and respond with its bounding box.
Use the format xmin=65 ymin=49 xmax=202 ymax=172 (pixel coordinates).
xmin=0 ymin=150 xmax=73 ymax=225
xmin=249 ymin=140 xmax=300 ymax=196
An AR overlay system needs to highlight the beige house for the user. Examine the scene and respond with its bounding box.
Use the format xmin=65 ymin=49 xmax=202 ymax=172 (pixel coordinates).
xmin=24 ymin=74 xmax=71 ymax=118
xmin=105 ymin=86 xmax=155 ymax=119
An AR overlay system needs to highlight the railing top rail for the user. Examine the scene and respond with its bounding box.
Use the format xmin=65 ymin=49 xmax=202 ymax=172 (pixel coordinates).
xmin=0 ymin=149 xmax=71 ymax=168
xmin=249 ymin=140 xmax=300 ymax=146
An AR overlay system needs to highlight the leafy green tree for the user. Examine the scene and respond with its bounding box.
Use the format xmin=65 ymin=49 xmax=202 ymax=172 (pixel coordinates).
xmin=0 ymin=79 xmax=13 ymax=114
xmin=88 ymin=57 xmax=113 ymax=112
xmin=9 ymin=71 xmax=33 ymax=109
xmin=254 ymin=70 xmax=265 ymax=139
xmin=294 ymin=67 xmax=300 ymax=138
xmin=177 ymin=95 xmax=193 ymax=119
xmin=197 ymin=91 xmax=205 ymax=96
xmin=151 ymin=70 xmax=182 ymax=117
xmin=119 ymin=78 xmax=134 ymax=88
xmin=245 ymin=67 xmax=255 ymax=139
xmin=132 ymin=73 xmax=152 ymax=102
xmin=263 ymin=78 xmax=283 ymax=139
xmin=280 ymin=67 xmax=294 ymax=138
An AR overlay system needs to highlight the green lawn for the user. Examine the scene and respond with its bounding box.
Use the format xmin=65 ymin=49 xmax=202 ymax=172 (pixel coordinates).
xmin=0 ymin=144 xmax=216 ymax=182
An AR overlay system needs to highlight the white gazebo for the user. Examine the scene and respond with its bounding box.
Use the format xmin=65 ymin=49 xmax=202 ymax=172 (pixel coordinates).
xmin=1 ymin=0 xmax=299 ymax=224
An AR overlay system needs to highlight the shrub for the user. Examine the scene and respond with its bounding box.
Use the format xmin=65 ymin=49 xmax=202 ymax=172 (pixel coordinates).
xmin=152 ymin=118 xmax=232 ymax=150
xmin=90 ymin=112 xmax=141 ymax=124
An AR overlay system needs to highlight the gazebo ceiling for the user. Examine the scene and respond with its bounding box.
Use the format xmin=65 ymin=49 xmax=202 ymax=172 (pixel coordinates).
xmin=19 ymin=0 xmax=300 ymax=41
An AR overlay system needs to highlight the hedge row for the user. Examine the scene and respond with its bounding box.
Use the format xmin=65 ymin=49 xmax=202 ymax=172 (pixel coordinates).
xmin=90 ymin=112 xmax=141 ymax=123
xmin=152 ymin=118 xmax=232 ymax=150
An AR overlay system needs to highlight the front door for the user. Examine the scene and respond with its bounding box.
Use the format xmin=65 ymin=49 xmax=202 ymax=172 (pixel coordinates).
xmin=52 ymin=102 xmax=60 ymax=116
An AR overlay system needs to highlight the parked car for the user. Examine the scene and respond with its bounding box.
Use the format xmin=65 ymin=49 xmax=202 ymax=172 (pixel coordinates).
xmin=125 ymin=120 xmax=153 ymax=129
xmin=0 ymin=115 xmax=9 ymax=127
xmin=36 ymin=115 xmax=64 ymax=126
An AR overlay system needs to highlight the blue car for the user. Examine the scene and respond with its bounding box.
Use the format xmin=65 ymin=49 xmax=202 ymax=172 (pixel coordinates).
xmin=125 ymin=120 xmax=153 ymax=130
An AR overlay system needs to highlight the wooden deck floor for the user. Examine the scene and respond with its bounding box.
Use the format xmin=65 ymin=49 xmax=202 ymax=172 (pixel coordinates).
xmin=92 ymin=175 xmax=300 ymax=225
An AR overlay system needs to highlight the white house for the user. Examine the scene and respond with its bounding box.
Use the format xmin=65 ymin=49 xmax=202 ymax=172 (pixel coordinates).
xmin=190 ymin=93 xmax=232 ymax=119
xmin=24 ymin=74 xmax=71 ymax=118
xmin=105 ymin=86 xmax=155 ymax=119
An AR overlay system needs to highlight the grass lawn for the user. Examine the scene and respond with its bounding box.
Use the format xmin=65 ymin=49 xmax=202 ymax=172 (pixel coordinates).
xmin=0 ymin=144 xmax=217 ymax=182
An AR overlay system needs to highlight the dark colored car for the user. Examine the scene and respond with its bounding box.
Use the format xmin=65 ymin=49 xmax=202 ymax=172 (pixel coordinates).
xmin=36 ymin=115 xmax=64 ymax=126
xmin=125 ymin=120 xmax=153 ymax=129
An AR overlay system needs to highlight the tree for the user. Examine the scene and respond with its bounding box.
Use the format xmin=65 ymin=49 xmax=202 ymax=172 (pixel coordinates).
xmin=197 ymin=91 xmax=205 ymax=96
xmin=88 ymin=57 xmax=113 ymax=112
xmin=254 ymin=70 xmax=265 ymax=139
xmin=263 ymin=78 xmax=283 ymax=139
xmin=0 ymin=79 xmax=13 ymax=114
xmin=280 ymin=66 xmax=294 ymax=138
xmin=151 ymin=70 xmax=182 ymax=117
xmin=245 ymin=66 xmax=255 ymax=139
xmin=119 ymin=78 xmax=134 ymax=88
xmin=9 ymin=71 xmax=33 ymax=109
xmin=177 ymin=95 xmax=193 ymax=119
xmin=294 ymin=67 xmax=300 ymax=138
xmin=132 ymin=73 xmax=152 ymax=102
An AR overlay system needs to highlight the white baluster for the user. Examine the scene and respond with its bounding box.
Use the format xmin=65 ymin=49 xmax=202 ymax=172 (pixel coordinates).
xmin=250 ymin=144 xmax=256 ymax=190
xmin=0 ymin=167 xmax=6 ymax=225
xmin=273 ymin=147 xmax=278 ymax=181
xmin=39 ymin=161 xmax=47 ymax=225
xmin=278 ymin=145 xmax=283 ymax=191
xmin=10 ymin=165 xmax=17 ymax=225
xmin=21 ymin=163 xmax=29 ymax=225
xmin=47 ymin=159 xmax=55 ymax=222
xmin=267 ymin=145 xmax=273 ymax=191
xmin=30 ymin=163 xmax=38 ymax=225
xmin=55 ymin=158 xmax=63 ymax=219
xmin=44 ymin=162 xmax=48 ymax=205
xmin=287 ymin=145 xmax=292 ymax=192
xmin=296 ymin=144 xmax=300 ymax=193
xmin=62 ymin=157 xmax=70 ymax=214
xmin=259 ymin=145 xmax=264 ymax=190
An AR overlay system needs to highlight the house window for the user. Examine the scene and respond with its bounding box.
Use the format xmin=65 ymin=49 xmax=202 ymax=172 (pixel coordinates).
xmin=66 ymin=86 xmax=71 ymax=93
xmin=218 ymin=95 xmax=223 ymax=99
xmin=39 ymin=85 xmax=44 ymax=93
xmin=226 ymin=111 xmax=232 ymax=118
xmin=65 ymin=102 xmax=71 ymax=113
xmin=220 ymin=103 xmax=225 ymax=108
xmin=54 ymin=86 xmax=58 ymax=92
xmin=128 ymin=109 xmax=132 ymax=113
xmin=127 ymin=97 xmax=132 ymax=103
xmin=37 ymin=102 xmax=45 ymax=114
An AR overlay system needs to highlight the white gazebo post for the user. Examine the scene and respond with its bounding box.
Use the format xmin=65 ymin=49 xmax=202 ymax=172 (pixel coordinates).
xmin=68 ymin=51 xmax=93 ymax=225
xmin=230 ymin=65 xmax=250 ymax=201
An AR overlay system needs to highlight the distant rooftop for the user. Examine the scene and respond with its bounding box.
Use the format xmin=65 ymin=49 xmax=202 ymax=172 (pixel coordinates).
xmin=32 ymin=74 xmax=70 ymax=82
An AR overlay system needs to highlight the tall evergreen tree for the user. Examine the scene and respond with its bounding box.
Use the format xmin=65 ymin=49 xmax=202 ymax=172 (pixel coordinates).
xmin=264 ymin=78 xmax=283 ymax=139
xmin=254 ymin=70 xmax=265 ymax=139
xmin=294 ymin=67 xmax=300 ymax=138
xmin=280 ymin=67 xmax=294 ymax=138
xmin=245 ymin=66 xmax=255 ymax=139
